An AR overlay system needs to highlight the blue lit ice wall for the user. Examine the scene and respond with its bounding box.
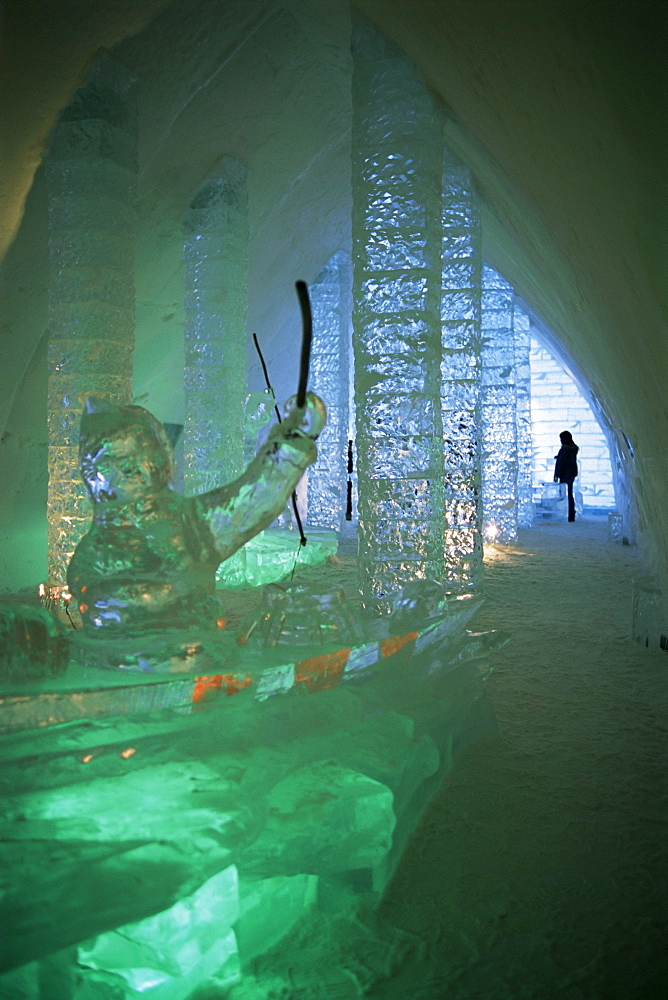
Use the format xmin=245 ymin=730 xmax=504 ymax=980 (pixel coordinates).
xmin=530 ymin=334 xmax=615 ymax=508
xmin=440 ymin=150 xmax=483 ymax=589
xmin=513 ymin=300 xmax=533 ymax=527
xmin=183 ymin=158 xmax=248 ymax=493
xmin=45 ymin=53 xmax=137 ymax=585
xmin=306 ymin=251 xmax=351 ymax=531
xmin=481 ymin=265 xmax=519 ymax=542
xmin=351 ymin=17 xmax=444 ymax=608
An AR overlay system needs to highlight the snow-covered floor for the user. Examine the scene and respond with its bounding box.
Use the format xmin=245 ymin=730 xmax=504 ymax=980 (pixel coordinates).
xmin=371 ymin=515 xmax=668 ymax=999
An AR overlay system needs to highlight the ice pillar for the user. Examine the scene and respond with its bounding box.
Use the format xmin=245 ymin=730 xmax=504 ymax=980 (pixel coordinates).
xmin=481 ymin=265 xmax=519 ymax=543
xmin=513 ymin=299 xmax=533 ymax=527
xmin=440 ymin=150 xmax=484 ymax=591
xmin=183 ymin=158 xmax=248 ymax=493
xmin=45 ymin=52 xmax=137 ymax=585
xmin=307 ymin=251 xmax=352 ymax=531
xmin=351 ymin=17 xmax=444 ymax=608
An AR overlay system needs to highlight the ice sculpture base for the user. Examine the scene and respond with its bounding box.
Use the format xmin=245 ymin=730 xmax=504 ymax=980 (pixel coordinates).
xmin=0 ymin=586 xmax=503 ymax=996
xmin=68 ymin=627 xmax=238 ymax=675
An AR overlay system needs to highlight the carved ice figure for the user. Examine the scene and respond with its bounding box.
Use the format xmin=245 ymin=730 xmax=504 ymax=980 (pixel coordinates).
xmin=67 ymin=394 xmax=325 ymax=634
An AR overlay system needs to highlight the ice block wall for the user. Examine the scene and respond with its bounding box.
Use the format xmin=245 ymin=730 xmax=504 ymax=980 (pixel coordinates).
xmin=529 ymin=333 xmax=615 ymax=508
xmin=183 ymin=158 xmax=248 ymax=493
xmin=513 ymin=300 xmax=533 ymax=527
xmin=306 ymin=251 xmax=351 ymax=531
xmin=351 ymin=17 xmax=445 ymax=608
xmin=440 ymin=150 xmax=484 ymax=590
xmin=481 ymin=264 xmax=519 ymax=543
xmin=45 ymin=53 xmax=137 ymax=585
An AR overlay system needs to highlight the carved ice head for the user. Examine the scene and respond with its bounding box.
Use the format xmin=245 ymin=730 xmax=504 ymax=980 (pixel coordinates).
xmin=79 ymin=396 xmax=174 ymax=503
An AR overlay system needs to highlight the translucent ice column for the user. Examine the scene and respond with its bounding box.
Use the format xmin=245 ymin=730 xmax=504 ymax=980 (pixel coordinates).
xmin=306 ymin=251 xmax=351 ymax=531
xmin=183 ymin=158 xmax=248 ymax=493
xmin=513 ymin=299 xmax=533 ymax=527
xmin=440 ymin=150 xmax=484 ymax=590
xmin=481 ymin=265 xmax=519 ymax=543
xmin=45 ymin=52 xmax=137 ymax=585
xmin=351 ymin=17 xmax=444 ymax=608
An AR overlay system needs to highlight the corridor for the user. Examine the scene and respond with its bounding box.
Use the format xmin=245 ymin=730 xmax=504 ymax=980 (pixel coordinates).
xmin=376 ymin=516 xmax=668 ymax=999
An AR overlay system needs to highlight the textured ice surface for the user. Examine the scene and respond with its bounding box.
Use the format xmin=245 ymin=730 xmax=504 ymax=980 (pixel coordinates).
xmin=351 ymin=17 xmax=445 ymax=608
xmin=0 ymin=612 xmax=498 ymax=986
xmin=236 ymin=873 xmax=318 ymax=964
xmin=237 ymin=581 xmax=365 ymax=648
xmin=66 ymin=393 xmax=323 ymax=642
xmin=440 ymin=152 xmax=484 ymax=587
xmin=0 ymin=605 xmax=69 ymax=684
xmin=215 ymin=527 xmax=337 ymax=589
xmin=513 ymin=301 xmax=533 ymax=527
xmin=307 ymin=252 xmax=351 ymax=531
xmin=631 ymin=577 xmax=666 ymax=650
xmin=78 ymin=866 xmax=240 ymax=998
xmin=183 ymin=158 xmax=248 ymax=493
xmin=45 ymin=52 xmax=137 ymax=585
xmin=608 ymin=511 xmax=623 ymax=542
xmin=481 ymin=265 xmax=519 ymax=543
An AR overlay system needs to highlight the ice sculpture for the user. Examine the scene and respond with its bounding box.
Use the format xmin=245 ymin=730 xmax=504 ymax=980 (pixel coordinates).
xmin=440 ymin=150 xmax=484 ymax=587
xmin=481 ymin=264 xmax=519 ymax=543
xmin=0 ymin=599 xmax=501 ymax=992
xmin=513 ymin=299 xmax=534 ymax=527
xmin=45 ymin=51 xmax=137 ymax=585
xmin=608 ymin=511 xmax=624 ymax=542
xmin=632 ymin=578 xmax=667 ymax=650
xmin=243 ymin=389 xmax=275 ymax=465
xmin=67 ymin=392 xmax=325 ymax=636
xmin=237 ymin=581 xmax=365 ymax=648
xmin=0 ymin=605 xmax=68 ymax=684
xmin=306 ymin=252 xmax=352 ymax=531
xmin=183 ymin=158 xmax=248 ymax=492
xmin=351 ymin=16 xmax=445 ymax=609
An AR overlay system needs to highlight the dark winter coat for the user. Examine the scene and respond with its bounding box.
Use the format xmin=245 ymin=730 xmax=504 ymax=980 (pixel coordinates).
xmin=554 ymin=444 xmax=579 ymax=483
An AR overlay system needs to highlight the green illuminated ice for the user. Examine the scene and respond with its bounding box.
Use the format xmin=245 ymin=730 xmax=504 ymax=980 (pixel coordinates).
xmin=67 ymin=393 xmax=326 ymax=637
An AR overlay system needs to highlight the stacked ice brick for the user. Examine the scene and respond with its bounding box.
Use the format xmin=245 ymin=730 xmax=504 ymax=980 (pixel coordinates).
xmin=513 ymin=300 xmax=534 ymax=527
xmin=183 ymin=158 xmax=248 ymax=492
xmin=440 ymin=152 xmax=484 ymax=587
xmin=529 ymin=335 xmax=615 ymax=508
xmin=480 ymin=265 xmax=519 ymax=543
xmin=351 ymin=17 xmax=446 ymax=608
xmin=45 ymin=53 xmax=137 ymax=585
xmin=306 ymin=251 xmax=351 ymax=531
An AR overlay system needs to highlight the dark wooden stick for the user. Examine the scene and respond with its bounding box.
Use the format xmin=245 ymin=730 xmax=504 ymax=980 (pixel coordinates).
xmin=251 ymin=329 xmax=307 ymax=547
xmin=295 ymin=280 xmax=312 ymax=408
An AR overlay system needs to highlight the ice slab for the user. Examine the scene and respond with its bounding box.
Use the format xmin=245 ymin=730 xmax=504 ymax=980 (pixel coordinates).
xmin=236 ymin=874 xmax=319 ymax=964
xmin=216 ymin=527 xmax=338 ymax=589
xmin=78 ymin=866 xmax=240 ymax=999
xmin=240 ymin=761 xmax=395 ymax=879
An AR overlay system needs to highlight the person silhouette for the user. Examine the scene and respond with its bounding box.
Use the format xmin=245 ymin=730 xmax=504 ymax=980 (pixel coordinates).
xmin=554 ymin=430 xmax=579 ymax=522
xmin=68 ymin=393 xmax=326 ymax=635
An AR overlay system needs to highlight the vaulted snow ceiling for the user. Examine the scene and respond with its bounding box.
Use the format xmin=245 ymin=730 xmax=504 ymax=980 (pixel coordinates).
xmin=1 ymin=0 xmax=666 ymax=595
